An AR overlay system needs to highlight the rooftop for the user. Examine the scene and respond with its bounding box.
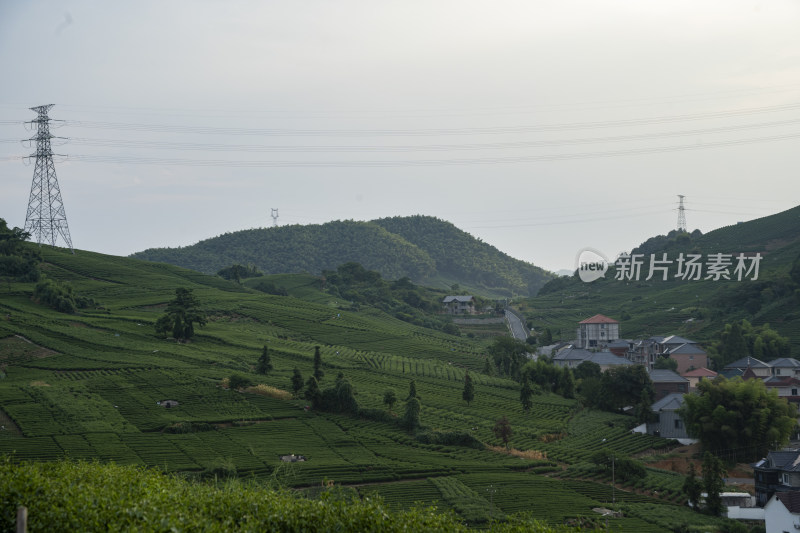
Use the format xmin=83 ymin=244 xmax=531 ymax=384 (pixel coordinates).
xmin=724 ymin=356 xmax=769 ymax=369
xmin=442 ymin=295 xmax=474 ymax=303
xmin=651 ymin=393 xmax=685 ymax=412
xmin=649 ymin=369 xmax=689 ymax=383
xmin=681 ymin=367 xmax=717 ymax=378
xmin=775 ymin=491 xmax=800 ymax=514
xmin=578 ymin=314 xmax=619 ymax=325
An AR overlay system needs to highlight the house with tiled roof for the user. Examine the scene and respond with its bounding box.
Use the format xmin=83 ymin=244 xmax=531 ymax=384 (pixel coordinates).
xmin=649 ymin=369 xmax=689 ymax=401
xmin=585 ymin=350 xmax=633 ymax=372
xmin=681 ymin=367 xmax=717 ymax=391
xmin=770 ymin=358 xmax=800 ymax=378
xmin=663 ymin=343 xmax=710 ymax=374
xmin=754 ymin=450 xmax=800 ymax=507
xmin=646 ymin=393 xmax=692 ymax=441
xmin=552 ymin=346 xmax=593 ymax=369
xmin=724 ymin=356 xmax=772 ymax=379
xmin=442 ymin=295 xmax=475 ymax=315
xmin=763 ymin=376 xmax=800 ymax=404
xmin=765 ymin=491 xmax=800 ymax=531
xmin=576 ymin=314 xmax=619 ymax=349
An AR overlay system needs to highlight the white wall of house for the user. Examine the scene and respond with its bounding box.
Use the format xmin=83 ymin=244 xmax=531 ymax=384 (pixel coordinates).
xmin=764 ymin=496 xmax=798 ymax=533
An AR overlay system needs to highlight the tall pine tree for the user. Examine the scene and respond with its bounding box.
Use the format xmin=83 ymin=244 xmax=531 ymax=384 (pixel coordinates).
xmin=462 ymin=371 xmax=475 ymax=406
xmin=256 ymin=345 xmax=273 ymax=375
xmin=313 ymin=346 xmax=324 ymax=381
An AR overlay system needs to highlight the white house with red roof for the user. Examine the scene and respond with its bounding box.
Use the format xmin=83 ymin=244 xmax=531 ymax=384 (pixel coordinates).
xmin=576 ymin=314 xmax=619 ymax=349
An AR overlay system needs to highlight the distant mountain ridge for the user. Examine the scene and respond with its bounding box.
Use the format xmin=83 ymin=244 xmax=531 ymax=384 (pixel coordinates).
xmin=130 ymin=215 xmax=553 ymax=297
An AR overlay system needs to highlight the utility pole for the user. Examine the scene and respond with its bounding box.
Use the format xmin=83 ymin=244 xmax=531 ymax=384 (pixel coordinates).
xmin=23 ymin=104 xmax=74 ymax=253
xmin=677 ymin=195 xmax=687 ymax=233
xmin=270 ymin=208 xmax=279 ymax=227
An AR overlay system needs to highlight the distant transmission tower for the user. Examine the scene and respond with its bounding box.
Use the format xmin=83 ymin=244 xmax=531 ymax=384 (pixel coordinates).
xmin=270 ymin=208 xmax=279 ymax=227
xmin=676 ymin=195 xmax=687 ymax=232
xmin=23 ymin=104 xmax=74 ymax=253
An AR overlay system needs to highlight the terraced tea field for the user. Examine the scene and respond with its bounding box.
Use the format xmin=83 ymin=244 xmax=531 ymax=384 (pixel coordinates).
xmin=0 ymin=247 xmax=735 ymax=531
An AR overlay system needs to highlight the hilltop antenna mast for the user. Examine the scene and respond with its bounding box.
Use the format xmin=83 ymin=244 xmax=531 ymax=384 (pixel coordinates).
xmin=270 ymin=208 xmax=279 ymax=227
xmin=23 ymin=104 xmax=74 ymax=253
xmin=676 ymin=195 xmax=687 ymax=233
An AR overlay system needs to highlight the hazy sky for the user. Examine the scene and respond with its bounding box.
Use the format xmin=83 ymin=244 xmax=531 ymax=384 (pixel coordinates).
xmin=2 ymin=1 xmax=799 ymax=272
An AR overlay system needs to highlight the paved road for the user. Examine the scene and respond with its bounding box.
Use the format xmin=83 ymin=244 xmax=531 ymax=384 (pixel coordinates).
xmin=505 ymin=309 xmax=528 ymax=341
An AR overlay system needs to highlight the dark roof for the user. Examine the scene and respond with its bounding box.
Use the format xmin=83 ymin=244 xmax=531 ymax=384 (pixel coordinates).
xmin=607 ymin=339 xmax=632 ymax=348
xmin=586 ymin=351 xmax=632 ymax=366
xmin=553 ymin=347 xmax=592 ymax=361
xmin=667 ymin=343 xmax=707 ymax=355
xmin=719 ymin=367 xmax=744 ymax=379
xmin=651 ymin=393 xmax=685 ymax=412
xmin=770 ymin=358 xmax=800 ymax=368
xmin=764 ymin=376 xmax=800 ymax=386
xmin=648 ymin=369 xmax=689 ymax=383
xmin=724 ymin=356 xmax=769 ymax=369
xmin=442 ymin=295 xmax=474 ymax=303
xmin=661 ymin=335 xmax=696 ymax=345
xmin=767 ymin=450 xmax=800 ymax=472
xmin=578 ymin=314 xmax=619 ymax=324
xmin=776 ymin=491 xmax=800 ymax=514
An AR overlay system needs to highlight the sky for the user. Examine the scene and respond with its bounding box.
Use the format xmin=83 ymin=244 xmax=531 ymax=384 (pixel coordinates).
xmin=1 ymin=0 xmax=799 ymax=273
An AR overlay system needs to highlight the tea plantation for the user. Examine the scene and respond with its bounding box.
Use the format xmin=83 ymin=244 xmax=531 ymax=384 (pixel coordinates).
xmin=0 ymin=247 xmax=741 ymax=531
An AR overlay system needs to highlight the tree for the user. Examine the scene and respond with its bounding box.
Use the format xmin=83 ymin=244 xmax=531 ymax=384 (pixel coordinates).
xmin=702 ymin=452 xmax=725 ymax=516
xmin=492 ymin=416 xmax=512 ymax=448
xmin=0 ymin=218 xmax=40 ymax=289
xmin=304 ymin=376 xmax=321 ymax=408
xmin=653 ymin=356 xmax=678 ymax=371
xmin=574 ymin=360 xmax=601 ymax=381
xmin=256 ymin=345 xmax=273 ymax=375
xmin=683 ymin=462 xmax=702 ymax=510
xmin=403 ymin=397 xmax=421 ymax=432
xmin=228 ymin=373 xmax=252 ymax=391
xmin=679 ymin=376 xmax=797 ymax=461
xmin=539 ymin=328 xmax=553 ymax=346
xmin=406 ymin=380 xmax=417 ymax=401
xmin=462 ymin=371 xmax=475 ymax=405
xmin=313 ymin=346 xmax=324 ymax=381
xmin=156 ymin=288 xmax=207 ymax=342
xmin=520 ymin=375 xmax=533 ymax=413
xmin=290 ymin=368 xmax=304 ymax=397
xmin=383 ymin=389 xmax=397 ymax=412
xmin=482 ymin=357 xmax=494 ymax=376
xmin=634 ymin=388 xmax=656 ymax=425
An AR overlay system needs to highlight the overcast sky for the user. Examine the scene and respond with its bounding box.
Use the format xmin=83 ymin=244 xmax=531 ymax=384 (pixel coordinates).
xmin=2 ymin=1 xmax=799 ymax=273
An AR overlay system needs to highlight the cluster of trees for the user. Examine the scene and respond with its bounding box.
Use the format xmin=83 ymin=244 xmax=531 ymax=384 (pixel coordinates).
xmin=0 ymin=218 xmax=40 ymax=287
xmin=487 ymin=337 xmax=529 ymax=379
xmin=131 ymin=216 xmax=553 ymax=297
xmin=679 ymin=376 xmax=797 ymax=461
xmin=590 ymin=449 xmax=647 ymax=483
xmin=216 ymin=263 xmax=263 ymax=283
xmin=322 ymin=262 xmax=465 ymax=333
xmin=682 ymin=453 xmax=726 ymax=516
xmin=708 ymin=319 xmax=790 ymax=367
xmin=154 ymin=288 xmax=207 ymax=342
xmin=522 ymin=360 xmax=574 ymax=398
xmin=576 ymin=363 xmax=654 ymax=422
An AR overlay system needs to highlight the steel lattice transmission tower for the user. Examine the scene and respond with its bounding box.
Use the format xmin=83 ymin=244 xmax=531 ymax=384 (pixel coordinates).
xmin=23 ymin=104 xmax=74 ymax=253
xmin=677 ymin=194 xmax=687 ymax=232
xmin=270 ymin=208 xmax=279 ymax=227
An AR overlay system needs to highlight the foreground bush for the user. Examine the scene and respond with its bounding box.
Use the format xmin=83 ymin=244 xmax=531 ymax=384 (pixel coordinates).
xmin=0 ymin=458 xmax=592 ymax=532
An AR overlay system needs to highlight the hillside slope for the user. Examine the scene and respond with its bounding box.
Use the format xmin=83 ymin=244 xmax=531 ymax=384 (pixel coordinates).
xmin=525 ymin=204 xmax=800 ymax=354
xmin=0 ymin=244 xmax=729 ymax=531
xmin=130 ymin=216 xmax=553 ymax=298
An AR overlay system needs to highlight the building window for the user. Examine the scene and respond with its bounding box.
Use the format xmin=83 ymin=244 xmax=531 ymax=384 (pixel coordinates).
xmin=674 ymin=419 xmax=683 ymax=429
xmin=792 ymin=388 xmax=798 ymax=396
xmin=777 ymin=369 xmax=782 ymax=375
xmin=782 ymin=473 xmax=790 ymax=485
xmin=601 ymin=324 xmax=605 ymax=329
xmin=689 ymin=356 xmax=694 ymax=361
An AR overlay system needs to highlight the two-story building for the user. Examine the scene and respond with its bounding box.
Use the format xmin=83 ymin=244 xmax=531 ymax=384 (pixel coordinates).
xmin=646 ymin=393 xmax=692 ymax=441
xmin=442 ymin=295 xmax=475 ymax=315
xmin=754 ymin=450 xmax=800 ymax=507
xmin=575 ymin=314 xmax=619 ymax=349
xmin=649 ymin=369 xmax=689 ymax=402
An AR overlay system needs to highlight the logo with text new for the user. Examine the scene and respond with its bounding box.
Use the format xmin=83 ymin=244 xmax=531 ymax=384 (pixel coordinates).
xmin=576 ymin=248 xmax=609 ymax=283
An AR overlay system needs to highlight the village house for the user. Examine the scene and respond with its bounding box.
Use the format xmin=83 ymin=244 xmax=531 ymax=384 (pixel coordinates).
xmin=681 ymin=367 xmax=717 ymax=392
xmin=662 ymin=342 xmax=710 ymax=374
xmin=442 ymin=295 xmax=476 ymax=315
xmin=646 ymin=393 xmax=692 ymax=441
xmin=648 ymin=369 xmax=689 ymax=402
xmin=764 ymin=491 xmax=800 ymax=532
xmin=575 ymin=314 xmax=619 ymax=349
xmin=723 ymin=356 xmax=772 ymax=379
xmin=770 ymin=358 xmax=800 ymax=378
xmin=754 ymin=450 xmax=800 ymax=507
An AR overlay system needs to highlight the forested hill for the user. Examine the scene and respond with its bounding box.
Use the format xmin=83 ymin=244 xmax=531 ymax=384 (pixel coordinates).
xmin=527 ymin=203 xmax=800 ymax=354
xmin=130 ymin=216 xmax=553 ymax=297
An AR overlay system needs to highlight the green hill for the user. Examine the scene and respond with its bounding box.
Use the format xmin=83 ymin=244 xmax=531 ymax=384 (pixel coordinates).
xmin=523 ymin=204 xmax=800 ymax=356
xmin=0 ymin=241 xmax=741 ymax=531
xmin=130 ymin=216 xmax=553 ymax=298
